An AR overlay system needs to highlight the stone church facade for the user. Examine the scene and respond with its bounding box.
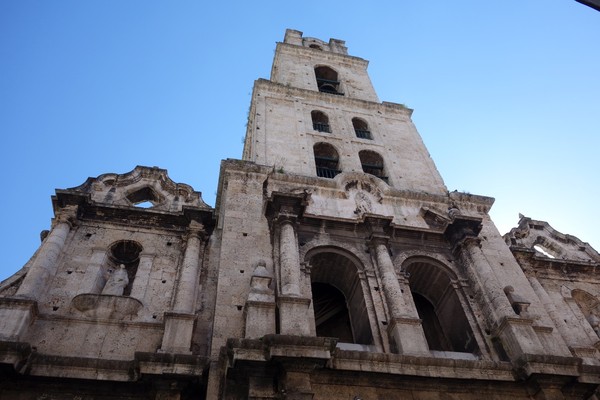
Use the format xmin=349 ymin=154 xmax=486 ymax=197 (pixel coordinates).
xmin=1 ymin=29 xmax=600 ymax=399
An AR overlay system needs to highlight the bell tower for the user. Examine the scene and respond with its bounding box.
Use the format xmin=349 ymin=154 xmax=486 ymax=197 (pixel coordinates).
xmin=243 ymin=29 xmax=446 ymax=195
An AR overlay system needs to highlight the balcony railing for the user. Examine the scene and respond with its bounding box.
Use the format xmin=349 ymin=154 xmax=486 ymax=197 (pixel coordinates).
xmin=313 ymin=122 xmax=331 ymax=133
xmin=316 ymin=166 xmax=341 ymax=179
xmin=355 ymin=129 xmax=372 ymax=139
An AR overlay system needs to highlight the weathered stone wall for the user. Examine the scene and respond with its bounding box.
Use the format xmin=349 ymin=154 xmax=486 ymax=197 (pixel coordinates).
xmin=244 ymin=80 xmax=447 ymax=196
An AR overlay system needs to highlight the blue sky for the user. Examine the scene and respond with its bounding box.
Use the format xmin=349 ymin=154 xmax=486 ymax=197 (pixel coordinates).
xmin=1 ymin=1 xmax=598 ymax=281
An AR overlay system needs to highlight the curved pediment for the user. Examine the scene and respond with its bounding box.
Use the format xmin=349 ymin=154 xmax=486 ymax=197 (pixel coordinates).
xmin=61 ymin=166 xmax=211 ymax=212
xmin=505 ymin=215 xmax=600 ymax=263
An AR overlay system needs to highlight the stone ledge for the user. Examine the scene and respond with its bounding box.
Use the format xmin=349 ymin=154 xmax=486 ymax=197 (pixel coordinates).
xmin=227 ymin=335 xmax=337 ymax=368
xmin=331 ymin=349 xmax=515 ymax=381
xmin=0 ymin=342 xmax=208 ymax=382
xmin=513 ymin=353 xmax=582 ymax=379
xmin=135 ymin=351 xmax=208 ymax=377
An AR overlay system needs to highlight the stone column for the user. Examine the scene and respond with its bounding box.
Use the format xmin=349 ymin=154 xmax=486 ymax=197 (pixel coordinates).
xmin=279 ymin=220 xmax=301 ymax=296
xmin=77 ymin=248 xmax=108 ymax=295
xmin=17 ymin=205 xmax=78 ymax=300
xmin=160 ymin=221 xmax=206 ymax=354
xmin=370 ymin=237 xmax=429 ymax=354
xmin=276 ymin=218 xmax=311 ymax=336
xmin=459 ymin=237 xmax=514 ymax=322
xmin=172 ymin=221 xmax=205 ymax=313
xmin=453 ymin=233 xmax=546 ymax=359
xmin=129 ymin=253 xmax=155 ymax=301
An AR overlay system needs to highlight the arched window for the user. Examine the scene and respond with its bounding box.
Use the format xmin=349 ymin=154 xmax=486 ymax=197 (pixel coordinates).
xmin=107 ymin=240 xmax=142 ymax=296
xmin=358 ymin=150 xmax=387 ymax=183
xmin=314 ymin=66 xmax=343 ymax=95
xmin=313 ymin=143 xmax=340 ymax=179
xmin=311 ymin=110 xmax=331 ymax=133
xmin=309 ymin=250 xmax=373 ymax=345
xmin=404 ymin=259 xmax=479 ymax=353
xmin=352 ymin=118 xmax=372 ymax=140
xmin=309 ymin=44 xmax=323 ymax=50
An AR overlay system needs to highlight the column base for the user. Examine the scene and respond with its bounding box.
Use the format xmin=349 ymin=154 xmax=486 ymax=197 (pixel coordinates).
xmin=388 ymin=316 xmax=429 ymax=355
xmin=159 ymin=312 xmax=196 ymax=354
xmin=277 ymin=296 xmax=312 ymax=336
xmin=245 ymin=300 xmax=276 ymax=339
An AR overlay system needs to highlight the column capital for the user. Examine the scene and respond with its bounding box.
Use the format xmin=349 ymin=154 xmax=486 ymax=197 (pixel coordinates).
xmin=444 ymin=215 xmax=483 ymax=249
xmin=186 ymin=220 xmax=207 ymax=241
xmin=368 ymin=234 xmax=390 ymax=250
xmin=53 ymin=204 xmax=79 ymax=228
xmin=265 ymin=191 xmax=308 ymax=224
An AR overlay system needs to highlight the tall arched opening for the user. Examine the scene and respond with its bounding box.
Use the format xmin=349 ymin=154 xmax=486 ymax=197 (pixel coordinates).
xmin=404 ymin=257 xmax=479 ymax=353
xmin=308 ymin=250 xmax=373 ymax=345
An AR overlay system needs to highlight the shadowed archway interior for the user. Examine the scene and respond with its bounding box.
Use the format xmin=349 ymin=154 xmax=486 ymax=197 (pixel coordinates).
xmin=405 ymin=259 xmax=479 ymax=353
xmin=309 ymin=250 xmax=373 ymax=345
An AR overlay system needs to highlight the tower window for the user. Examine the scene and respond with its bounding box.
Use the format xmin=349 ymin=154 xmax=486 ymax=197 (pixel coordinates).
xmin=358 ymin=150 xmax=387 ymax=183
xmin=352 ymin=118 xmax=372 ymax=140
xmin=313 ymin=143 xmax=340 ymax=179
xmin=314 ymin=66 xmax=343 ymax=96
xmin=311 ymin=110 xmax=331 ymax=133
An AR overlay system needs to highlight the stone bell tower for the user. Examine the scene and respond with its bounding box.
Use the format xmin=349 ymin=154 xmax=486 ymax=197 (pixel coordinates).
xmin=242 ymin=29 xmax=446 ymax=195
xmin=209 ymin=29 xmax=598 ymax=399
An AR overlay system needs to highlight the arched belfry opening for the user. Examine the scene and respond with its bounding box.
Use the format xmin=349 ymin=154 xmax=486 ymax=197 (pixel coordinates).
xmin=314 ymin=66 xmax=342 ymax=95
xmin=308 ymin=250 xmax=373 ymax=345
xmin=404 ymin=258 xmax=479 ymax=353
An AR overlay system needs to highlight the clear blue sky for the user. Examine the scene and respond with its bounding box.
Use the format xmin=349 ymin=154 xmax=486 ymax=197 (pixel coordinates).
xmin=1 ymin=1 xmax=598 ymax=281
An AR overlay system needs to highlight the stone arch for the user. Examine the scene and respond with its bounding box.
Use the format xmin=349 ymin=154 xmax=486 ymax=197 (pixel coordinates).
xmin=300 ymin=240 xmax=371 ymax=272
xmin=305 ymin=246 xmax=373 ymax=345
xmin=402 ymin=256 xmax=479 ymax=353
